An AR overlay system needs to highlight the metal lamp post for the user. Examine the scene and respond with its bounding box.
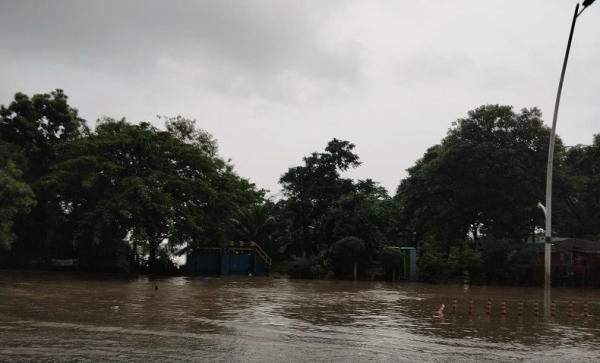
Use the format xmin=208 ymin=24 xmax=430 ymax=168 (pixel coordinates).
xmin=544 ymin=0 xmax=595 ymax=313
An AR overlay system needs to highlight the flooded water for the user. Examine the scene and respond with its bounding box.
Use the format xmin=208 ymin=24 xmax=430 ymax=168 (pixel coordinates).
xmin=1 ymin=270 xmax=600 ymax=362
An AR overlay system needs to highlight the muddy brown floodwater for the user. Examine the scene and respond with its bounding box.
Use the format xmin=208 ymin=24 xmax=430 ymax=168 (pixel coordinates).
xmin=1 ymin=270 xmax=600 ymax=362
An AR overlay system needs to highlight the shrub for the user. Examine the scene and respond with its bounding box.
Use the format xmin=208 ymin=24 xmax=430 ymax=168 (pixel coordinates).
xmin=330 ymin=236 xmax=366 ymax=279
xmin=284 ymin=255 xmax=326 ymax=279
xmin=418 ymin=248 xmax=451 ymax=283
xmin=380 ymin=246 xmax=404 ymax=280
xmin=507 ymin=244 xmax=539 ymax=285
xmin=480 ymin=237 xmax=539 ymax=285
xmin=448 ymin=244 xmax=482 ymax=281
xmin=480 ymin=238 xmax=512 ymax=283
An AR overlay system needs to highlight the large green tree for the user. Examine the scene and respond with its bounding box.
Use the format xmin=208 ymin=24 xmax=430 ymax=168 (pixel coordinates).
xmin=0 ymin=142 xmax=35 ymax=249
xmin=278 ymin=139 xmax=398 ymax=276
xmin=0 ymin=90 xmax=87 ymax=179
xmin=0 ymin=90 xmax=87 ymax=257
xmin=396 ymin=105 xmax=559 ymax=252
xmin=44 ymin=117 xmax=261 ymax=272
xmin=317 ymin=179 xmax=395 ymax=258
xmin=279 ymin=139 xmax=360 ymax=256
xmin=555 ymin=134 xmax=600 ymax=239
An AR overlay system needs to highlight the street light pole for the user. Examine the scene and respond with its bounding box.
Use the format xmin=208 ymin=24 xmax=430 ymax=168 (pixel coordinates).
xmin=544 ymin=0 xmax=594 ymax=314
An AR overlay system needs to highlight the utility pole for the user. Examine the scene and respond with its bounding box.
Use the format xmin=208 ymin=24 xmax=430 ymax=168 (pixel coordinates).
xmin=544 ymin=0 xmax=595 ymax=315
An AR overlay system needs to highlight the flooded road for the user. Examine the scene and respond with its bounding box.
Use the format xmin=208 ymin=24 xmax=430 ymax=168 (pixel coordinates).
xmin=1 ymin=270 xmax=600 ymax=362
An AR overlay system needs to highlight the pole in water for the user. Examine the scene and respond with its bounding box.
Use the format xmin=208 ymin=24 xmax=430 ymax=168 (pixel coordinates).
xmin=534 ymin=302 xmax=540 ymax=317
xmin=451 ymin=299 xmax=457 ymax=314
xmin=517 ymin=301 xmax=524 ymax=317
xmin=485 ymin=299 xmax=492 ymax=315
xmin=468 ymin=299 xmax=473 ymax=315
xmin=568 ymin=301 xmax=574 ymax=318
xmin=551 ymin=301 xmax=557 ymax=317
xmin=583 ymin=302 xmax=589 ymax=318
xmin=501 ymin=301 xmax=507 ymax=316
xmin=544 ymin=285 xmax=551 ymax=318
xmin=435 ymin=304 xmax=445 ymax=317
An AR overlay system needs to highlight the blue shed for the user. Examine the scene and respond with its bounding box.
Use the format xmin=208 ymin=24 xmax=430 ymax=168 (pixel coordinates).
xmin=187 ymin=241 xmax=271 ymax=276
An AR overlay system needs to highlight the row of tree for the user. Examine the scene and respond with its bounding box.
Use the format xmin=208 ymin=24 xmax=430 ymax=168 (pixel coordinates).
xmin=1 ymin=90 xmax=598 ymax=283
xmin=0 ymin=90 xmax=262 ymax=273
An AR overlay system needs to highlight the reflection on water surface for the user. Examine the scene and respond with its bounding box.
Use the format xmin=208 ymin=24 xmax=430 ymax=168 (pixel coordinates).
xmin=1 ymin=270 xmax=599 ymax=362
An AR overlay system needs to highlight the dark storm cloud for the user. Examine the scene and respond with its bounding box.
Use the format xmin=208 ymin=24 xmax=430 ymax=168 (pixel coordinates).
xmin=1 ymin=0 xmax=360 ymax=92
xmin=0 ymin=0 xmax=599 ymax=194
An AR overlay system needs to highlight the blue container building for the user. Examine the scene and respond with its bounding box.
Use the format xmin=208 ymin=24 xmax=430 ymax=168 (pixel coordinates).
xmin=187 ymin=241 xmax=271 ymax=276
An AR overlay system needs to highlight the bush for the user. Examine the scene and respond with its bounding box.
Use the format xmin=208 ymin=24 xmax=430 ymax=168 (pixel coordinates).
xmin=284 ymin=255 xmax=326 ymax=279
xmin=507 ymin=244 xmax=538 ymax=285
xmin=380 ymin=246 xmax=404 ymax=280
xmin=448 ymin=244 xmax=482 ymax=281
xmin=480 ymin=238 xmax=512 ymax=283
xmin=418 ymin=247 xmax=451 ymax=283
xmin=418 ymin=240 xmax=481 ymax=283
xmin=330 ymin=236 xmax=366 ymax=279
xmin=480 ymin=237 xmax=539 ymax=285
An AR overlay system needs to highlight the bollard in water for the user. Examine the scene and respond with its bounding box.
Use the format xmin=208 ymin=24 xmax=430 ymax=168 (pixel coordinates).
xmin=501 ymin=301 xmax=507 ymax=316
xmin=568 ymin=301 xmax=574 ymax=318
xmin=551 ymin=301 xmax=556 ymax=317
xmin=517 ymin=301 xmax=524 ymax=317
xmin=435 ymin=303 xmax=445 ymax=317
xmin=582 ymin=301 xmax=589 ymax=318
xmin=451 ymin=299 xmax=457 ymax=315
xmin=468 ymin=299 xmax=474 ymax=315
xmin=533 ymin=302 xmax=539 ymax=317
xmin=485 ymin=299 xmax=492 ymax=315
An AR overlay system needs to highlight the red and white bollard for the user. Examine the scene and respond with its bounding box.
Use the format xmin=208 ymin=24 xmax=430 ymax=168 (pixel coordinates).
xmin=582 ymin=301 xmax=589 ymax=318
xmin=517 ymin=301 xmax=524 ymax=317
xmin=568 ymin=301 xmax=574 ymax=318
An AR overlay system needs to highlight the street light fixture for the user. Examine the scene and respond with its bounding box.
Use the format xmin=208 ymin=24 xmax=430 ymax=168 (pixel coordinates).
xmin=544 ymin=0 xmax=595 ymax=313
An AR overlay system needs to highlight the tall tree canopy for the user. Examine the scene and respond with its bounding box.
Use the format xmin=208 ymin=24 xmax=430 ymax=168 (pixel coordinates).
xmin=396 ymin=105 xmax=559 ymax=250
xmin=276 ymin=139 xmax=397 ymax=278
xmin=0 ymin=90 xmax=88 ymax=257
xmin=0 ymin=89 xmax=87 ymax=179
xmin=0 ymin=142 xmax=35 ymax=249
xmin=555 ymin=134 xmax=600 ymax=240
xmin=162 ymin=115 xmax=219 ymax=157
xmin=279 ymin=138 xmax=362 ymax=256
xmin=44 ymin=117 xmax=261 ymax=271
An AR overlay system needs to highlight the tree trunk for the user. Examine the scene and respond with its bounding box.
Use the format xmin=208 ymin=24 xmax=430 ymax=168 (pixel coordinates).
xmin=149 ymin=240 xmax=158 ymax=273
xmin=132 ymin=241 xmax=138 ymax=268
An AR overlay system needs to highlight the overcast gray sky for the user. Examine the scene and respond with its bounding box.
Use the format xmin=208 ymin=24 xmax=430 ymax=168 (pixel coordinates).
xmin=1 ymin=0 xmax=599 ymax=195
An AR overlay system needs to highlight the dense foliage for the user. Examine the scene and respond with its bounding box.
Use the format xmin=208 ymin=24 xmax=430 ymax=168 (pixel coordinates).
xmin=0 ymin=91 xmax=261 ymax=273
xmin=555 ymin=135 xmax=600 ymax=239
xmin=1 ymin=92 xmax=598 ymax=284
